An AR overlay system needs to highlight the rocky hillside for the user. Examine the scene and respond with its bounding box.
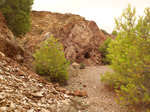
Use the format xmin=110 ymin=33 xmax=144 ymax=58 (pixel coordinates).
xmin=0 ymin=51 xmax=79 ymax=111
xmin=0 ymin=12 xmax=31 ymax=65
xmin=0 ymin=12 xmax=86 ymax=112
xmin=0 ymin=10 xmax=121 ymax=112
xmin=21 ymin=11 xmax=113 ymax=65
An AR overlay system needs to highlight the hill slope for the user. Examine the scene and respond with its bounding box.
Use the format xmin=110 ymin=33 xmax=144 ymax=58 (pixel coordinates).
xmin=0 ymin=51 xmax=78 ymax=111
xmin=0 ymin=12 xmax=78 ymax=112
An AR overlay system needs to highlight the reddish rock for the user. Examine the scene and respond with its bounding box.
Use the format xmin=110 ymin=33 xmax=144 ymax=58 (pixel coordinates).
xmin=22 ymin=11 xmax=114 ymax=65
xmin=65 ymin=90 xmax=70 ymax=95
xmin=68 ymin=91 xmax=75 ymax=96
xmin=22 ymin=67 xmax=28 ymax=71
xmin=18 ymin=70 xmax=26 ymax=76
xmin=51 ymin=90 xmax=59 ymax=95
xmin=53 ymin=83 xmax=60 ymax=88
xmin=74 ymin=90 xmax=80 ymax=96
xmin=56 ymin=87 xmax=66 ymax=93
xmin=0 ymin=12 xmax=30 ymax=64
xmin=83 ymin=84 xmax=86 ymax=87
xmin=60 ymin=94 xmax=65 ymax=100
xmin=30 ymin=91 xmax=43 ymax=98
xmin=81 ymin=91 xmax=88 ymax=97
xmin=74 ymin=90 xmax=88 ymax=97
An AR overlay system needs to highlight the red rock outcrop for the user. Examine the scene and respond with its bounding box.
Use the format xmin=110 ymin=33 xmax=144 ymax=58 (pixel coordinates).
xmin=0 ymin=12 xmax=29 ymax=64
xmin=22 ymin=11 xmax=112 ymax=65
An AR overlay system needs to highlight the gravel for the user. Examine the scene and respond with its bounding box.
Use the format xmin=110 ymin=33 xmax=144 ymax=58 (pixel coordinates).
xmin=65 ymin=66 xmax=128 ymax=112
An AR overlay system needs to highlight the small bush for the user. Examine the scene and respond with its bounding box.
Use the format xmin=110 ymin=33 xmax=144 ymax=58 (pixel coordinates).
xmin=99 ymin=37 xmax=112 ymax=65
xmin=111 ymin=30 xmax=118 ymax=36
xmin=80 ymin=63 xmax=86 ymax=69
xmin=101 ymin=29 xmax=109 ymax=35
xmin=33 ymin=35 xmax=69 ymax=82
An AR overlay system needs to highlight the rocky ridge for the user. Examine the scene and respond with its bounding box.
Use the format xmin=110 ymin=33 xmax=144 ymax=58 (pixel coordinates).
xmin=21 ymin=11 xmax=113 ymax=65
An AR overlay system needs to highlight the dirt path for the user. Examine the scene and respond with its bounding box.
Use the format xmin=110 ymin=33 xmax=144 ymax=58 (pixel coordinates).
xmin=64 ymin=66 xmax=127 ymax=112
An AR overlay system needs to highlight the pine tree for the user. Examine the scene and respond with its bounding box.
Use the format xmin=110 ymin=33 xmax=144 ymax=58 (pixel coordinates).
xmin=0 ymin=0 xmax=34 ymax=37
xmin=101 ymin=4 xmax=150 ymax=110
xmin=99 ymin=37 xmax=112 ymax=65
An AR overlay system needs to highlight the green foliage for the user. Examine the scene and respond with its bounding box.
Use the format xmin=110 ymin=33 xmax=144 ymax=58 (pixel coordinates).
xmin=33 ymin=35 xmax=69 ymax=82
xmin=79 ymin=63 xmax=86 ymax=69
xmin=0 ymin=0 xmax=33 ymax=37
xmin=111 ymin=30 xmax=118 ymax=36
xmin=101 ymin=4 xmax=150 ymax=110
xmin=99 ymin=37 xmax=112 ymax=64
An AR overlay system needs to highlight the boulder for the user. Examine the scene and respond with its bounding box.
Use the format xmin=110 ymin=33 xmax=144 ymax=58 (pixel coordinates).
xmin=71 ymin=62 xmax=80 ymax=69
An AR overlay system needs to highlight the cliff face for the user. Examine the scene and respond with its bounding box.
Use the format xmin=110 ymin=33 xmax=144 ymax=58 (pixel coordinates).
xmin=22 ymin=11 xmax=111 ymax=65
xmin=0 ymin=13 xmax=27 ymax=64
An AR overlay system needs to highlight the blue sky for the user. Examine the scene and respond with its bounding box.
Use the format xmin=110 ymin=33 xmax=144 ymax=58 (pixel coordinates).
xmin=33 ymin=0 xmax=150 ymax=33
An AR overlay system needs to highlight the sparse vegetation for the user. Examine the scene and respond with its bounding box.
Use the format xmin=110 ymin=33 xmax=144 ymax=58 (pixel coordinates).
xmin=80 ymin=63 xmax=86 ymax=69
xmin=99 ymin=37 xmax=112 ymax=65
xmin=111 ymin=30 xmax=118 ymax=36
xmin=33 ymin=35 xmax=69 ymax=82
xmin=101 ymin=29 xmax=109 ymax=35
xmin=69 ymin=59 xmax=75 ymax=65
xmin=0 ymin=0 xmax=33 ymax=37
xmin=101 ymin=5 xmax=150 ymax=110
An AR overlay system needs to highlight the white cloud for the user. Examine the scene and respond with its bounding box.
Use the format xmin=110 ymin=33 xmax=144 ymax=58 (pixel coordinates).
xmin=33 ymin=0 xmax=150 ymax=33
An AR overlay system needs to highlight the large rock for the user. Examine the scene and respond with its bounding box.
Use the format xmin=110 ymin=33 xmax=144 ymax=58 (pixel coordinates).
xmin=22 ymin=11 xmax=113 ymax=65
xmin=0 ymin=13 xmax=29 ymax=64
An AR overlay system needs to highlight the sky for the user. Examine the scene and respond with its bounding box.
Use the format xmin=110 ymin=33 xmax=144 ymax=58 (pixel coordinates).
xmin=32 ymin=0 xmax=150 ymax=33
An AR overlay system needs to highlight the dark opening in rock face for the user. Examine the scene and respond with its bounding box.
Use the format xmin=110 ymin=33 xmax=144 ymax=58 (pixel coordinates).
xmin=84 ymin=52 xmax=90 ymax=59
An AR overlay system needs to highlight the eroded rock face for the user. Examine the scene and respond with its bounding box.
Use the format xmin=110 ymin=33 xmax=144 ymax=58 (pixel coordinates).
xmin=0 ymin=13 xmax=26 ymax=64
xmin=23 ymin=11 xmax=112 ymax=65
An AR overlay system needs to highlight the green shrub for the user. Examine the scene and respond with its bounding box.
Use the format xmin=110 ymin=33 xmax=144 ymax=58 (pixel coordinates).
xmin=33 ymin=35 xmax=69 ymax=82
xmin=99 ymin=37 xmax=112 ymax=65
xmin=101 ymin=29 xmax=109 ymax=35
xmin=111 ymin=30 xmax=118 ymax=36
xmin=79 ymin=63 xmax=86 ymax=69
xmin=0 ymin=0 xmax=33 ymax=37
xmin=101 ymin=5 xmax=150 ymax=110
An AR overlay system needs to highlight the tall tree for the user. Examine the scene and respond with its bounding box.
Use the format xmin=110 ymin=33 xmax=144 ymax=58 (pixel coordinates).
xmin=0 ymin=0 xmax=34 ymax=37
xmin=101 ymin=5 xmax=150 ymax=110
